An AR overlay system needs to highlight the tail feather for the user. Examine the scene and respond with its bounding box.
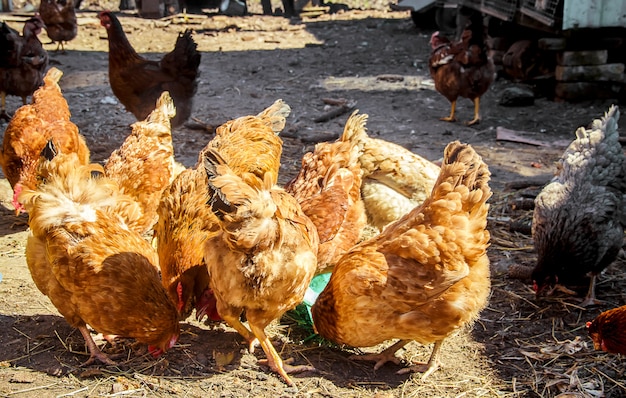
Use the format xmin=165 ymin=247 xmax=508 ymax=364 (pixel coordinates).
xmin=431 ymin=141 xmax=491 ymax=209
xmin=340 ymin=110 xmax=369 ymax=145
xmin=202 ymin=148 xmax=237 ymax=219
xmin=161 ymin=29 xmax=201 ymax=80
xmin=256 ymin=99 xmax=291 ymax=134
xmin=147 ymin=91 xmax=176 ymax=125
xmin=43 ymin=67 xmax=63 ymax=86
xmin=559 ymin=105 xmax=622 ymax=182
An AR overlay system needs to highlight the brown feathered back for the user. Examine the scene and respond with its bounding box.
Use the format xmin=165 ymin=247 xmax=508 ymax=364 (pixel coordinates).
xmin=0 ymin=67 xmax=90 ymax=212
xmin=203 ymin=99 xmax=289 ymax=185
xmin=285 ymin=111 xmax=367 ymax=274
xmin=312 ymin=141 xmax=491 ymax=357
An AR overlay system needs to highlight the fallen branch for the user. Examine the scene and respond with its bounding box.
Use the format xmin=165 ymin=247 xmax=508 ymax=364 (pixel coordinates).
xmin=314 ymin=101 xmax=357 ymax=123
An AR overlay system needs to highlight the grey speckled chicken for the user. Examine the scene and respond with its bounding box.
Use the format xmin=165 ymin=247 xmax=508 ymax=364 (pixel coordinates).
xmin=532 ymin=105 xmax=626 ymax=306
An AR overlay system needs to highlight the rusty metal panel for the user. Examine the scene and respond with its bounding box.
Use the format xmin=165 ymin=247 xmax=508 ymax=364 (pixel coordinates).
xmin=562 ymin=0 xmax=626 ymax=29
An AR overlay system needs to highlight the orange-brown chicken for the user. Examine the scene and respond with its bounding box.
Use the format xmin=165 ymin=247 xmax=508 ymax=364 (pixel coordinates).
xmin=312 ymin=141 xmax=492 ymax=379
xmin=0 ymin=16 xmax=48 ymax=120
xmin=155 ymin=165 xmax=220 ymax=321
xmin=99 ymin=11 xmax=200 ymax=128
xmin=587 ymin=305 xmax=626 ymax=355
xmin=206 ymin=99 xmax=288 ymax=180
xmin=202 ymin=148 xmax=318 ymax=386
xmin=39 ymin=0 xmax=77 ymax=52
xmin=429 ymin=13 xmax=495 ymax=125
xmin=104 ymin=91 xmax=176 ymax=235
xmin=19 ymin=141 xmax=180 ymax=366
xmin=342 ymin=117 xmax=440 ymax=231
xmin=285 ymin=110 xmax=366 ymax=274
xmin=0 ymin=67 xmax=90 ymax=213
xmin=156 ymin=99 xmax=290 ymax=321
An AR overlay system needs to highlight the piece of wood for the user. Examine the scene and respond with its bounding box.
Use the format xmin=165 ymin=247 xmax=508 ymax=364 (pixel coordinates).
xmin=538 ymin=37 xmax=567 ymax=51
xmin=555 ymin=82 xmax=623 ymax=100
xmin=557 ymin=50 xmax=608 ymax=66
xmin=496 ymin=126 xmax=570 ymax=147
xmin=314 ymin=101 xmax=356 ymax=123
xmin=555 ymin=63 xmax=625 ymax=82
xmin=504 ymin=175 xmax=553 ymax=190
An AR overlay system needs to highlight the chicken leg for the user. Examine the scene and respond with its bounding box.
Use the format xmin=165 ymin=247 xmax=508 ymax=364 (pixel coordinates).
xmin=78 ymin=325 xmax=117 ymax=366
xmin=440 ymin=100 xmax=457 ymax=122
xmin=580 ymin=274 xmax=604 ymax=307
xmin=349 ymin=339 xmax=409 ymax=370
xmin=351 ymin=339 xmax=443 ymax=380
xmin=248 ymin=322 xmax=315 ymax=387
xmin=397 ymin=339 xmax=443 ymax=380
xmin=220 ymin=312 xmax=259 ymax=353
xmin=466 ymin=97 xmax=481 ymax=126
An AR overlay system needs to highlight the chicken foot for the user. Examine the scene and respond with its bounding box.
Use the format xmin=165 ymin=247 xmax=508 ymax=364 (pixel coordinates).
xmin=466 ymin=97 xmax=481 ymax=126
xmin=580 ymin=274 xmax=604 ymax=307
xmin=397 ymin=339 xmax=443 ymax=380
xmin=350 ymin=339 xmax=442 ymax=379
xmin=440 ymin=100 xmax=457 ymax=122
xmin=77 ymin=325 xmax=117 ymax=366
xmin=349 ymin=339 xmax=409 ymax=370
xmin=249 ymin=322 xmax=315 ymax=387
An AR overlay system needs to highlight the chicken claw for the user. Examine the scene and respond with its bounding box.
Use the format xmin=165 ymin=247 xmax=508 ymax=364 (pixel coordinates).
xmin=258 ymin=357 xmax=316 ymax=376
xmin=397 ymin=340 xmax=442 ymax=380
xmin=440 ymin=100 xmax=457 ymax=123
xmin=78 ymin=326 xmax=117 ymax=366
xmin=465 ymin=97 xmax=481 ymax=126
xmin=349 ymin=340 xmax=409 ymax=370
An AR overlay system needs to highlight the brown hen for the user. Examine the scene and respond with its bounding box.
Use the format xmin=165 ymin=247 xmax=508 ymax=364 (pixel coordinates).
xmin=99 ymin=11 xmax=200 ymax=128
xmin=0 ymin=67 xmax=90 ymax=214
xmin=0 ymin=16 xmax=48 ymax=120
xmin=285 ymin=110 xmax=366 ymax=274
xmin=20 ymin=142 xmax=179 ymax=366
xmin=587 ymin=305 xmax=626 ymax=355
xmin=39 ymin=0 xmax=77 ymax=52
xmin=104 ymin=91 xmax=176 ymax=235
xmin=155 ymin=99 xmax=290 ymax=321
xmin=312 ymin=141 xmax=492 ymax=379
xmin=429 ymin=13 xmax=495 ymax=125
xmin=202 ymin=148 xmax=318 ymax=386
xmin=342 ymin=116 xmax=440 ymax=231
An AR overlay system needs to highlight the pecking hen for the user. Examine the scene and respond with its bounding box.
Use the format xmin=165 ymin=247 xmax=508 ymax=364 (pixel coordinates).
xmin=39 ymin=0 xmax=77 ymax=52
xmin=155 ymin=99 xmax=290 ymax=322
xmin=0 ymin=16 xmax=48 ymax=121
xmin=587 ymin=304 xmax=626 ymax=355
xmin=428 ymin=12 xmax=495 ymax=125
xmin=311 ymin=141 xmax=492 ymax=379
xmin=19 ymin=141 xmax=180 ymax=366
xmin=0 ymin=67 xmax=90 ymax=214
xmin=202 ymin=148 xmax=318 ymax=386
xmin=285 ymin=110 xmax=367 ymax=274
xmin=99 ymin=11 xmax=200 ymax=128
xmin=531 ymin=105 xmax=626 ymax=306
xmin=342 ymin=116 xmax=440 ymax=231
xmin=104 ymin=91 xmax=176 ymax=235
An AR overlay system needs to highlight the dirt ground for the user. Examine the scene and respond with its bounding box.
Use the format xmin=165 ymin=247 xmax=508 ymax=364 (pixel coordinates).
xmin=0 ymin=4 xmax=625 ymax=398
